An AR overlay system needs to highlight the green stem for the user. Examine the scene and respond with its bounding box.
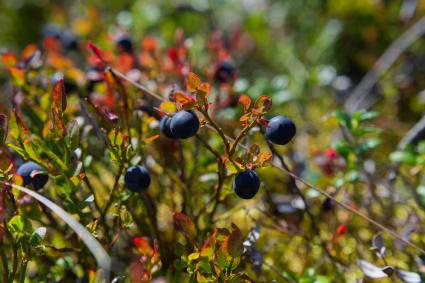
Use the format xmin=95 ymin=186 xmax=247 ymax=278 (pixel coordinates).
xmin=228 ymin=120 xmax=256 ymax=157
xmin=0 ymin=243 xmax=9 ymax=283
xmin=18 ymin=260 xmax=28 ymax=283
xmin=101 ymin=165 xmax=124 ymax=228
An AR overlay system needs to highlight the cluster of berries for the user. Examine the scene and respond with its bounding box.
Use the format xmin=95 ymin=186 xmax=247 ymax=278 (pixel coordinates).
xmin=15 ymin=114 xmax=295 ymax=201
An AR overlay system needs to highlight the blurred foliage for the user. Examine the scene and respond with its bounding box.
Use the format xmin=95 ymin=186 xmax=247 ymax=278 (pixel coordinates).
xmin=0 ymin=0 xmax=425 ymax=282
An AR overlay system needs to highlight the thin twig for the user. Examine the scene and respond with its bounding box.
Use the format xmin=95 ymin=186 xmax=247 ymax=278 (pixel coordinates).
xmin=345 ymin=15 xmax=425 ymax=113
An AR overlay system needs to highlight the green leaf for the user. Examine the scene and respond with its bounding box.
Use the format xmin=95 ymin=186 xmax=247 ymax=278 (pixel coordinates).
xmin=197 ymin=258 xmax=213 ymax=274
xmin=30 ymin=227 xmax=47 ymax=246
xmin=333 ymin=140 xmax=351 ymax=159
xmin=334 ymin=111 xmax=351 ymax=129
xmin=389 ymin=151 xmax=416 ymax=165
xmin=359 ymin=111 xmax=379 ymax=121
xmin=3 ymin=181 xmax=111 ymax=279
xmin=66 ymin=120 xmax=80 ymax=150
xmin=8 ymin=215 xmax=32 ymax=240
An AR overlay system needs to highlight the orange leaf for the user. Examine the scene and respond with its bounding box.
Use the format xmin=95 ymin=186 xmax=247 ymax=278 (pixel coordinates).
xmin=21 ymin=44 xmax=38 ymax=62
xmin=1 ymin=52 xmax=18 ymax=67
xmin=175 ymin=91 xmax=196 ymax=109
xmin=134 ymin=237 xmax=154 ymax=256
xmin=50 ymin=79 xmax=67 ymax=139
xmin=7 ymin=67 xmax=25 ymax=86
xmin=238 ymin=94 xmax=251 ymax=112
xmin=197 ymin=82 xmax=211 ymax=98
xmin=143 ymin=134 xmax=159 ymax=144
xmin=257 ymin=151 xmax=272 ymax=167
xmin=239 ymin=113 xmax=251 ymax=122
xmin=186 ymin=72 xmax=201 ymax=92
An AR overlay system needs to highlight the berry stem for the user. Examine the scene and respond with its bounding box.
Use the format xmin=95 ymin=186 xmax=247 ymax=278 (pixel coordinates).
xmin=198 ymin=108 xmax=230 ymax=153
xmin=228 ymin=120 xmax=256 ymax=157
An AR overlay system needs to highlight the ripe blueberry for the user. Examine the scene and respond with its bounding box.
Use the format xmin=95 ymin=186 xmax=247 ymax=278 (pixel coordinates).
xmin=60 ymin=30 xmax=78 ymax=51
xmin=115 ymin=35 xmax=133 ymax=53
xmin=16 ymin=161 xmax=49 ymax=190
xmin=160 ymin=115 xmax=176 ymax=139
xmin=170 ymin=110 xmax=199 ymax=139
xmin=125 ymin=165 xmax=151 ymax=192
xmin=265 ymin=115 xmax=296 ymax=145
xmin=214 ymin=61 xmax=236 ymax=83
xmin=233 ymin=170 xmax=260 ymax=199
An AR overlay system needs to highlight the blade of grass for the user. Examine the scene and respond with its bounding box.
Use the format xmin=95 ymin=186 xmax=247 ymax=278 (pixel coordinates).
xmin=1 ymin=181 xmax=111 ymax=281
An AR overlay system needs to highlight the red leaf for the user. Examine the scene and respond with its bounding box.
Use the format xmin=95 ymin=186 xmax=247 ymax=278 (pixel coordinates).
xmin=87 ymin=41 xmax=105 ymax=64
xmin=224 ymin=224 xmax=244 ymax=257
xmin=336 ymin=224 xmax=347 ymax=235
xmin=51 ymin=79 xmax=67 ymax=138
xmin=238 ymin=95 xmax=251 ymax=112
xmin=174 ymin=91 xmax=196 ymax=109
xmin=186 ymin=72 xmax=201 ymax=92
xmin=173 ymin=212 xmax=197 ymax=245
xmin=14 ymin=110 xmax=29 ymax=138
xmin=134 ymin=237 xmax=154 ymax=256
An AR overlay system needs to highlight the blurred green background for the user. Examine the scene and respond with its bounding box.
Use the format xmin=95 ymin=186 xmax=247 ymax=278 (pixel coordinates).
xmin=1 ymin=0 xmax=424 ymax=118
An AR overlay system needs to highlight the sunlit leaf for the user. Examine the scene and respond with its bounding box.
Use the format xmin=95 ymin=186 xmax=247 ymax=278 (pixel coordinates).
xmin=50 ymin=79 xmax=67 ymax=139
xmin=1 ymin=52 xmax=18 ymax=67
xmin=175 ymin=91 xmax=196 ymax=109
xmin=238 ymin=95 xmax=251 ymax=112
xmin=21 ymin=44 xmax=38 ymax=62
xmin=1 ymin=181 xmax=111 ymax=280
xmin=134 ymin=237 xmax=154 ymax=256
xmin=197 ymin=82 xmax=211 ymax=98
xmin=159 ymin=101 xmax=177 ymax=114
xmin=256 ymin=152 xmax=272 ymax=167
xmin=7 ymin=67 xmax=25 ymax=86
xmin=186 ymin=72 xmax=201 ymax=92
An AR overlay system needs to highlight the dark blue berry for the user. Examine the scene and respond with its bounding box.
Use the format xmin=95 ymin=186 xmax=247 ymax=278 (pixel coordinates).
xmin=42 ymin=24 xmax=61 ymax=40
xmin=233 ymin=170 xmax=260 ymax=199
xmin=265 ymin=115 xmax=296 ymax=145
xmin=160 ymin=116 xmax=176 ymax=139
xmin=16 ymin=161 xmax=48 ymax=190
xmin=125 ymin=165 xmax=151 ymax=192
xmin=60 ymin=30 xmax=78 ymax=51
xmin=214 ymin=61 xmax=236 ymax=83
xmin=170 ymin=110 xmax=199 ymax=139
xmin=116 ymin=36 xmax=133 ymax=53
